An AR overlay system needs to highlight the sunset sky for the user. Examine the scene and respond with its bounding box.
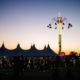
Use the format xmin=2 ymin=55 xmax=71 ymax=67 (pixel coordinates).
xmin=0 ymin=0 xmax=80 ymax=54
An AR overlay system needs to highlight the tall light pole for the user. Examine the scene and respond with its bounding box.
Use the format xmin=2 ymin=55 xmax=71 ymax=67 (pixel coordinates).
xmin=47 ymin=13 xmax=72 ymax=54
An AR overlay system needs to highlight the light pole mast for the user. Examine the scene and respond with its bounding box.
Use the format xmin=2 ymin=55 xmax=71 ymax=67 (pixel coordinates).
xmin=58 ymin=23 xmax=62 ymax=54
xmin=57 ymin=14 xmax=63 ymax=54
xmin=47 ymin=13 xmax=72 ymax=54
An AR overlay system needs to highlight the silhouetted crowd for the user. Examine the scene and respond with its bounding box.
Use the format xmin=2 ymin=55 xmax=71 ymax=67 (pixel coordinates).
xmin=0 ymin=52 xmax=80 ymax=80
xmin=0 ymin=52 xmax=80 ymax=71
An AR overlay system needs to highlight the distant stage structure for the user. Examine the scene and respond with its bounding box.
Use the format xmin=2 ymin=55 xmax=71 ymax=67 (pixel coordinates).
xmin=47 ymin=13 xmax=72 ymax=54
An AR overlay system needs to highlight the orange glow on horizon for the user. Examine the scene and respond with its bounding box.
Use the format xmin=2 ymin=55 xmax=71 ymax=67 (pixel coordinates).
xmin=0 ymin=42 xmax=80 ymax=55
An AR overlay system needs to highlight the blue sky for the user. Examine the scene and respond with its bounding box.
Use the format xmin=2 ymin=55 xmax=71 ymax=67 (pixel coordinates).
xmin=0 ymin=0 xmax=80 ymax=54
